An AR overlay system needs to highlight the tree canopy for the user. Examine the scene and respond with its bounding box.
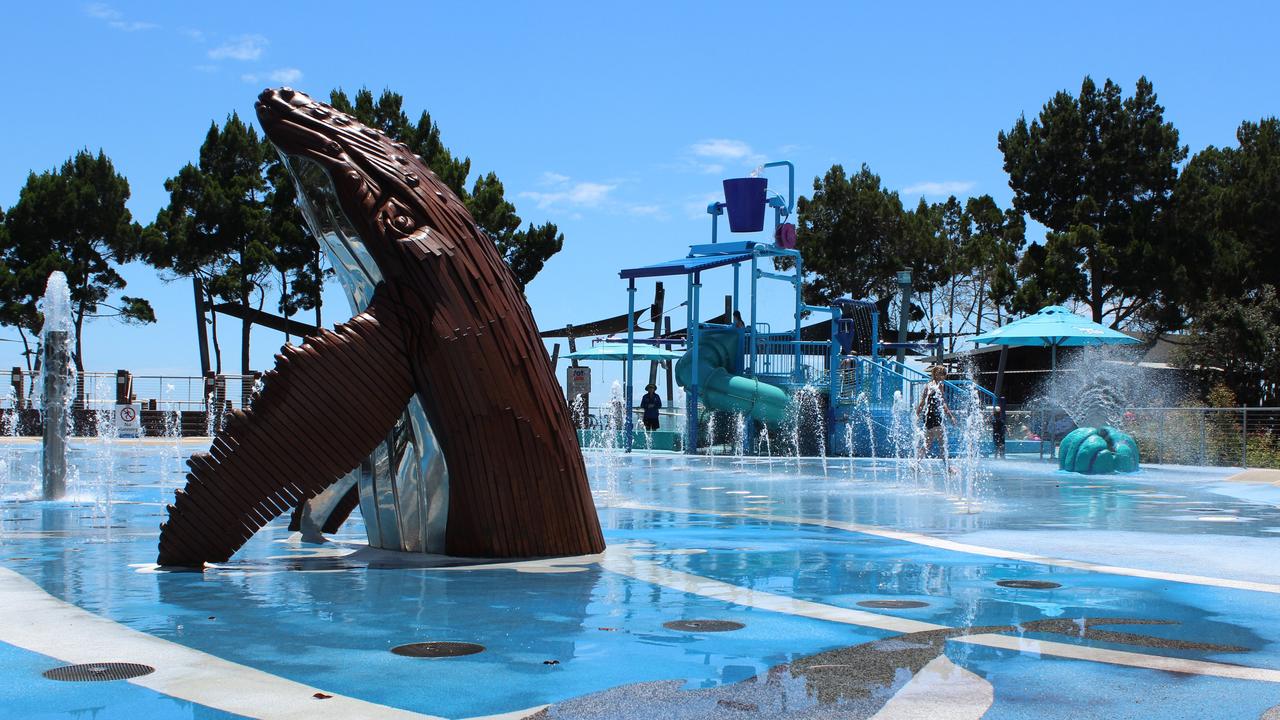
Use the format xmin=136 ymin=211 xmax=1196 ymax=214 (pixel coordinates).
xmin=998 ymin=76 xmax=1186 ymax=328
xmin=2 ymin=150 xmax=153 ymax=370
xmin=793 ymin=164 xmax=1024 ymax=349
xmin=147 ymin=113 xmax=285 ymax=374
xmin=1169 ymin=117 xmax=1280 ymax=403
xmin=790 ymin=164 xmax=907 ymax=309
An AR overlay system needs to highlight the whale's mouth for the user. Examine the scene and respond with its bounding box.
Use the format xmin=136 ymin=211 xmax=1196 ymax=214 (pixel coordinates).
xmin=279 ymin=152 xmax=384 ymax=315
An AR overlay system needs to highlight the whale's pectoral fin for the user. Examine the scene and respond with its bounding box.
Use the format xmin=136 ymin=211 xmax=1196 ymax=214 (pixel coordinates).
xmin=157 ymin=293 xmax=414 ymax=568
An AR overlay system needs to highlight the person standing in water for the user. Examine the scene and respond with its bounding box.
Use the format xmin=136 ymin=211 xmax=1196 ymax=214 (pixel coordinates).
xmin=639 ymin=383 xmax=662 ymax=431
xmin=992 ymin=405 xmax=1006 ymax=458
xmin=915 ymin=365 xmax=956 ymax=462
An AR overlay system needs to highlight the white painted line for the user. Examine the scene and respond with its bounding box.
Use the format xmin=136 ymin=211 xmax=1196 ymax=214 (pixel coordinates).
xmin=953 ymin=633 xmax=1280 ymax=684
xmin=869 ymin=654 xmax=993 ymax=720
xmin=603 ymin=548 xmax=953 ymax=635
xmin=0 ymin=567 xmax=439 ymax=720
xmin=462 ymin=705 xmax=549 ymax=720
xmin=611 ymin=502 xmax=1280 ymax=595
xmin=601 ymin=548 xmax=1280 ymax=684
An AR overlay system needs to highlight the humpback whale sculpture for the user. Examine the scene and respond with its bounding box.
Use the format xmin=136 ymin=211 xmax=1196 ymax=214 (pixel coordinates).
xmin=157 ymin=87 xmax=603 ymax=567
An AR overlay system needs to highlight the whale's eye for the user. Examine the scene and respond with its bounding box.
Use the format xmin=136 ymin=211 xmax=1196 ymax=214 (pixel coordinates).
xmin=377 ymin=197 xmax=420 ymax=239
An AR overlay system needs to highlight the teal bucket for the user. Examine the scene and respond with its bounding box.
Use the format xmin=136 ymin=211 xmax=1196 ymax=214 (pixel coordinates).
xmin=722 ymin=177 xmax=767 ymax=232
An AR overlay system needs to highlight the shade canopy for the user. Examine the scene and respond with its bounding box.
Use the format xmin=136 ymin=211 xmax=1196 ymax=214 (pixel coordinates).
xmin=970 ymin=306 xmax=1139 ymax=349
xmin=970 ymin=305 xmax=1139 ymax=374
xmin=563 ymin=342 xmax=684 ymax=362
xmin=539 ymin=309 xmax=648 ymax=338
xmin=618 ymin=252 xmax=754 ymax=280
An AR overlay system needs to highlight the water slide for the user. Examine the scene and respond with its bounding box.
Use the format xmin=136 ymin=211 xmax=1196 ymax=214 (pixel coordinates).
xmin=675 ymin=329 xmax=790 ymax=424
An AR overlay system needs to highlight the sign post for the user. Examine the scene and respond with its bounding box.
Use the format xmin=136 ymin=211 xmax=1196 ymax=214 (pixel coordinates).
xmin=566 ymin=366 xmax=591 ymax=428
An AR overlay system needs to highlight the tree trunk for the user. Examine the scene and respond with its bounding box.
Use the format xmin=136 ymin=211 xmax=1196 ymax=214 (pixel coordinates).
xmin=72 ymin=302 xmax=86 ymax=372
xmin=209 ymin=292 xmax=223 ymax=374
xmin=280 ymin=268 xmax=290 ymax=345
xmin=240 ymin=285 xmax=252 ymax=376
xmin=1088 ymin=245 xmax=1104 ymax=324
xmin=314 ymin=248 xmax=323 ymax=329
xmin=18 ymin=327 xmax=33 ymax=373
xmin=975 ymin=275 xmax=986 ymax=336
xmin=947 ymin=280 xmax=956 ymax=354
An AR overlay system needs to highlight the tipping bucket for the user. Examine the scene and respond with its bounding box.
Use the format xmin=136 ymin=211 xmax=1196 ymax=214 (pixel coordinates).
xmin=722 ymin=177 xmax=767 ymax=233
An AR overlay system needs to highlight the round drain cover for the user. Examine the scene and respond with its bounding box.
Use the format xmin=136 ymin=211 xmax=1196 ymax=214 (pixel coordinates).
xmin=43 ymin=663 xmax=154 ymax=682
xmin=857 ymin=599 xmax=929 ymax=609
xmin=663 ymin=619 xmax=744 ymax=632
xmin=391 ymin=641 xmax=484 ymax=658
xmin=996 ymin=580 xmax=1061 ymax=590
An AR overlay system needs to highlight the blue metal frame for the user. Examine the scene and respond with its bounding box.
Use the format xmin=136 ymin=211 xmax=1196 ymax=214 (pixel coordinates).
xmin=617 ymin=159 xmax=972 ymax=456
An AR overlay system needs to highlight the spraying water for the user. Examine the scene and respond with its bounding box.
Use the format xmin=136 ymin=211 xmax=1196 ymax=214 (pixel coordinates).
xmin=89 ymin=374 xmax=118 ymax=517
xmin=704 ymin=410 xmax=718 ymax=466
xmin=1032 ymin=346 xmax=1180 ymax=428
xmin=38 ymin=271 xmax=75 ymax=500
xmin=731 ymin=411 xmax=746 ymax=470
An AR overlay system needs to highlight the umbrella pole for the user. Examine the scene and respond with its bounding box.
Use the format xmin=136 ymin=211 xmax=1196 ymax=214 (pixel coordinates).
xmin=994 ymin=346 xmax=1008 ymax=400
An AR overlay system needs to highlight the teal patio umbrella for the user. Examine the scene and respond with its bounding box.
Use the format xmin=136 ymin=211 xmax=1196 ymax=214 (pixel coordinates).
xmin=970 ymin=305 xmax=1140 ymax=397
xmin=970 ymin=305 xmax=1139 ymax=369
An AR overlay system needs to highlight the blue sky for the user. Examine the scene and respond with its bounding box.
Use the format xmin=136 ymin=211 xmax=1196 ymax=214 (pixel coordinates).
xmin=1 ymin=1 xmax=1276 ymax=385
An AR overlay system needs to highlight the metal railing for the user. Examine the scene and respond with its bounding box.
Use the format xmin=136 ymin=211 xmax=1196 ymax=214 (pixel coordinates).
xmin=749 ymin=334 xmax=830 ymax=386
xmin=5 ymin=370 xmax=261 ymax=411
xmin=1005 ymin=407 xmax=1280 ymax=469
xmin=840 ymin=357 xmax=996 ymax=410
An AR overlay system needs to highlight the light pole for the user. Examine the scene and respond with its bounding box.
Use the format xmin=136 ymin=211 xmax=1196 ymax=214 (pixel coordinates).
xmin=895 ymin=269 xmax=912 ymax=366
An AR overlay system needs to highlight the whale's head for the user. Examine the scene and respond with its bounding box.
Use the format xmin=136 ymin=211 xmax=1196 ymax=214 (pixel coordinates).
xmin=256 ymin=87 xmax=450 ymax=300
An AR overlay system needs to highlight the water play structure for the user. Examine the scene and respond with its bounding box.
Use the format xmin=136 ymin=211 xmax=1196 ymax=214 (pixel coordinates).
xmin=154 ymin=88 xmax=603 ymax=568
xmin=612 ymin=162 xmax=999 ymax=457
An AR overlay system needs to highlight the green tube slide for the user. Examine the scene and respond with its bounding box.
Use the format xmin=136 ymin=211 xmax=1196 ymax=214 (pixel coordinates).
xmin=675 ymin=329 xmax=790 ymax=424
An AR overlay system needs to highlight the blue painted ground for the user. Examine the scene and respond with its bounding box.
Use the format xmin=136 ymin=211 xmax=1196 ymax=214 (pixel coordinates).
xmin=1 ymin=441 xmax=1278 ymax=718
xmin=0 ymin=640 xmax=243 ymax=719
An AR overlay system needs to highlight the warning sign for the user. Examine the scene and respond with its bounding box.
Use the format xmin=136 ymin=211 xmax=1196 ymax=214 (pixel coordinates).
xmin=115 ymin=404 xmax=141 ymax=438
xmin=566 ymin=366 xmax=591 ymax=400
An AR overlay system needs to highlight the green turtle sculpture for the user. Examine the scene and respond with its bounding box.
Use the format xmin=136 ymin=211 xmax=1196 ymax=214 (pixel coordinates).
xmin=1058 ymin=426 xmax=1140 ymax=474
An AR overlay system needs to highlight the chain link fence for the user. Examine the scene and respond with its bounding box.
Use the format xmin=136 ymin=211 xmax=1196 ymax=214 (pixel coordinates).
xmin=1006 ymin=407 xmax=1280 ymax=468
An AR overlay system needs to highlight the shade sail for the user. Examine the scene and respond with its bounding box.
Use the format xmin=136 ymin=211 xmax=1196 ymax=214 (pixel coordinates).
xmin=618 ymin=252 xmax=754 ymax=280
xmin=562 ymin=343 xmax=684 ymax=361
xmin=538 ymin=309 xmax=648 ymax=338
xmin=970 ymin=306 xmax=1140 ymax=348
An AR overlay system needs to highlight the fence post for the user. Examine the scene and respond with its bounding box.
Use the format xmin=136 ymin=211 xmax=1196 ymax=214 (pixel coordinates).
xmin=1158 ymin=412 xmax=1165 ymax=464
xmin=1199 ymin=410 xmax=1207 ymax=465
xmin=1241 ymin=407 xmax=1248 ymax=468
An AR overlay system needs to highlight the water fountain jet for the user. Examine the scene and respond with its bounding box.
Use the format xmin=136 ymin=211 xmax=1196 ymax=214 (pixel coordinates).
xmin=39 ymin=271 xmax=74 ymax=501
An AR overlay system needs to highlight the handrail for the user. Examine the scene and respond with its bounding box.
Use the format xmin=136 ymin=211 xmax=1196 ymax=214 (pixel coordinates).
xmin=950 ymin=379 xmax=998 ymax=404
xmin=852 ymin=356 xmax=912 ymax=383
xmin=868 ymin=357 xmax=996 ymax=405
xmin=877 ymin=358 xmax=928 ymax=380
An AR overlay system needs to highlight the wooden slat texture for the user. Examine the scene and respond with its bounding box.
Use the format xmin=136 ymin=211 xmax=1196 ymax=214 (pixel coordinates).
xmin=156 ymin=298 xmax=415 ymax=566
xmin=157 ymin=88 xmax=603 ymax=567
